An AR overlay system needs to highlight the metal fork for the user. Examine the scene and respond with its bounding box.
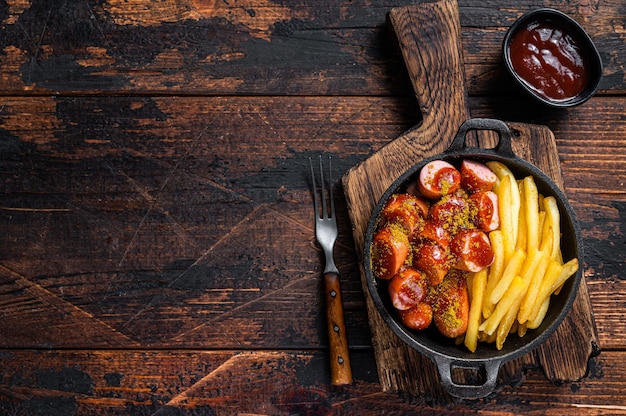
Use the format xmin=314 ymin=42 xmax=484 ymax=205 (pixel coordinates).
xmin=309 ymin=156 xmax=353 ymax=385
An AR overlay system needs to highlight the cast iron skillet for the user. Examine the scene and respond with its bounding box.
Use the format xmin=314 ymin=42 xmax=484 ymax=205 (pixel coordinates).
xmin=363 ymin=118 xmax=583 ymax=399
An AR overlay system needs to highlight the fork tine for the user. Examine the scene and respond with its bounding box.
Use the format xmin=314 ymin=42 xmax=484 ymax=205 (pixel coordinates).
xmin=318 ymin=156 xmax=328 ymax=219
xmin=327 ymin=157 xmax=335 ymax=219
xmin=310 ymin=156 xmax=336 ymax=220
xmin=309 ymin=157 xmax=319 ymax=218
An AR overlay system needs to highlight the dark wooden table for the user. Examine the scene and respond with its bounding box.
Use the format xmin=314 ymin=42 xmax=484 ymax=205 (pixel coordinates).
xmin=0 ymin=0 xmax=624 ymax=414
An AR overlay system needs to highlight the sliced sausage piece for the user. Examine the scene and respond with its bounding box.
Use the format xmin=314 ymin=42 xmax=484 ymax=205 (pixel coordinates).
xmin=399 ymin=302 xmax=433 ymax=331
xmin=460 ymin=159 xmax=497 ymax=193
xmin=428 ymin=193 xmax=473 ymax=234
xmin=431 ymin=269 xmax=470 ymax=338
xmin=418 ymin=160 xmax=461 ymax=200
xmin=413 ymin=242 xmax=451 ymax=286
xmin=380 ymin=194 xmax=427 ymax=235
xmin=371 ymin=225 xmax=410 ymax=280
xmin=383 ymin=193 xmax=429 ymax=218
xmin=388 ymin=267 xmax=429 ymax=310
xmin=412 ymin=221 xmax=451 ymax=249
xmin=450 ymin=229 xmax=495 ymax=272
xmin=470 ymin=190 xmax=500 ymax=232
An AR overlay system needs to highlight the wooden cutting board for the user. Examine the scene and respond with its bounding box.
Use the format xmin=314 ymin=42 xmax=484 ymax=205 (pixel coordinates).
xmin=342 ymin=0 xmax=598 ymax=403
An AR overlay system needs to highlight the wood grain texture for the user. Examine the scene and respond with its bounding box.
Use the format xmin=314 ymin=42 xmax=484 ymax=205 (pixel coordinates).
xmin=0 ymin=95 xmax=621 ymax=351
xmin=0 ymin=0 xmax=624 ymax=412
xmin=0 ymin=0 xmax=624 ymax=96
xmin=342 ymin=0 xmax=598 ymax=402
xmin=0 ymin=349 xmax=621 ymax=414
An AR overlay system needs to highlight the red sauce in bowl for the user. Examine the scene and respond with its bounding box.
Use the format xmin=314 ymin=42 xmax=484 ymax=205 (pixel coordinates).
xmin=508 ymin=21 xmax=589 ymax=101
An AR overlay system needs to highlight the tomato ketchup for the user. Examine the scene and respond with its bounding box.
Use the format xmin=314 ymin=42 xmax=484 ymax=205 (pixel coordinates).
xmin=508 ymin=20 xmax=589 ymax=101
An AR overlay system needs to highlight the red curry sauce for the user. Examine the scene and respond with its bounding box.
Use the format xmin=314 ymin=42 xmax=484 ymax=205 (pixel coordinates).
xmin=508 ymin=21 xmax=589 ymax=101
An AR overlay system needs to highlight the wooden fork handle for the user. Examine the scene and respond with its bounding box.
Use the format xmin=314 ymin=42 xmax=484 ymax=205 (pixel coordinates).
xmin=324 ymin=271 xmax=353 ymax=385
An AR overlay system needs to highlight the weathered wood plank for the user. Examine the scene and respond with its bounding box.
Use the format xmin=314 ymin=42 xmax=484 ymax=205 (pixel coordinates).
xmin=0 ymin=95 xmax=416 ymax=349
xmin=0 ymin=95 xmax=623 ymax=351
xmin=0 ymin=349 xmax=621 ymax=413
xmin=0 ymin=0 xmax=623 ymax=95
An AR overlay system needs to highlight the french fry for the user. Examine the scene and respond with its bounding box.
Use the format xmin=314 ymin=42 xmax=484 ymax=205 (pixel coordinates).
xmin=523 ymin=176 xmax=540 ymax=253
xmin=527 ymin=297 xmax=550 ymax=329
xmin=489 ymin=247 xmax=525 ymax=305
xmin=526 ymin=260 xmax=563 ymax=323
xmin=487 ymin=161 xmax=520 ymax=249
xmin=496 ymin=289 xmax=524 ymax=350
xmin=517 ymin=182 xmax=527 ymax=252
xmin=455 ymin=166 xmax=577 ymax=352
xmin=518 ymin=247 xmax=543 ymax=283
xmin=465 ymin=269 xmax=487 ymax=353
xmin=537 ymin=210 xmax=546 ymax=246
xmin=483 ymin=230 xmax=505 ymax=319
xmin=496 ymin=175 xmax=515 ymax=261
xmin=466 ymin=273 xmax=474 ymax=300
xmin=539 ymin=226 xmax=554 ymax=256
xmin=543 ymin=196 xmax=561 ymax=262
xmin=479 ymin=275 xmax=526 ymax=336
xmin=550 ymin=258 xmax=579 ymax=294
xmin=517 ymin=249 xmax=551 ymax=324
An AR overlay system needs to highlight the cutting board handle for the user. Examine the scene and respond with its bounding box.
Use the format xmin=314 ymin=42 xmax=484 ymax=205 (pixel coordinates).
xmin=389 ymin=0 xmax=470 ymax=154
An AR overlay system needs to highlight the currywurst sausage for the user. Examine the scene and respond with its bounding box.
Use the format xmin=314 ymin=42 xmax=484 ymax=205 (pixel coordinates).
xmin=451 ymin=229 xmax=495 ymax=272
xmin=370 ymin=159 xmax=503 ymax=340
xmin=418 ymin=160 xmax=461 ymax=199
xmin=431 ymin=270 xmax=470 ymax=338
xmin=460 ymin=159 xmax=497 ymax=193
xmin=388 ymin=267 xmax=428 ymax=310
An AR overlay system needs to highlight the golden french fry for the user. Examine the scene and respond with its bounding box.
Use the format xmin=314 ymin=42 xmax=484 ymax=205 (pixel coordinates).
xmin=518 ymin=249 xmax=551 ymax=324
xmin=543 ymin=196 xmax=561 ymax=262
xmin=537 ymin=210 xmax=546 ymax=246
xmin=465 ymin=269 xmax=487 ymax=353
xmin=552 ymin=248 xmax=568 ymax=295
xmin=550 ymin=258 xmax=579 ymax=294
xmin=539 ymin=225 xmax=554 ymax=255
xmin=486 ymin=161 xmax=513 ymax=181
xmin=517 ymin=182 xmax=527 ymax=253
xmin=518 ymin=247 xmax=542 ymax=283
xmin=464 ymin=166 xmax=575 ymax=352
xmin=483 ymin=230 xmax=505 ymax=319
xmin=496 ymin=175 xmax=515 ymax=261
xmin=496 ymin=289 xmax=524 ymax=350
xmin=480 ymin=275 xmax=526 ymax=336
xmin=527 ymin=260 xmax=563 ymax=323
xmin=465 ymin=269 xmax=476 ymax=305
xmin=487 ymin=161 xmax=520 ymax=247
xmin=489 ymin=247 xmax=525 ymax=305
xmin=527 ymin=297 xmax=550 ymax=329
xmin=523 ymin=176 xmax=540 ymax=253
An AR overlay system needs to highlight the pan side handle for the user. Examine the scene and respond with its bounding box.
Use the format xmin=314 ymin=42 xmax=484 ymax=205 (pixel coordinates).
xmin=434 ymin=356 xmax=501 ymax=399
xmin=448 ymin=118 xmax=516 ymax=158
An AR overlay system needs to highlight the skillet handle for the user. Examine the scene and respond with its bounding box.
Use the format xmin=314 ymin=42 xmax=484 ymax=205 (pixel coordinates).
xmin=434 ymin=356 xmax=501 ymax=399
xmin=447 ymin=118 xmax=515 ymax=158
